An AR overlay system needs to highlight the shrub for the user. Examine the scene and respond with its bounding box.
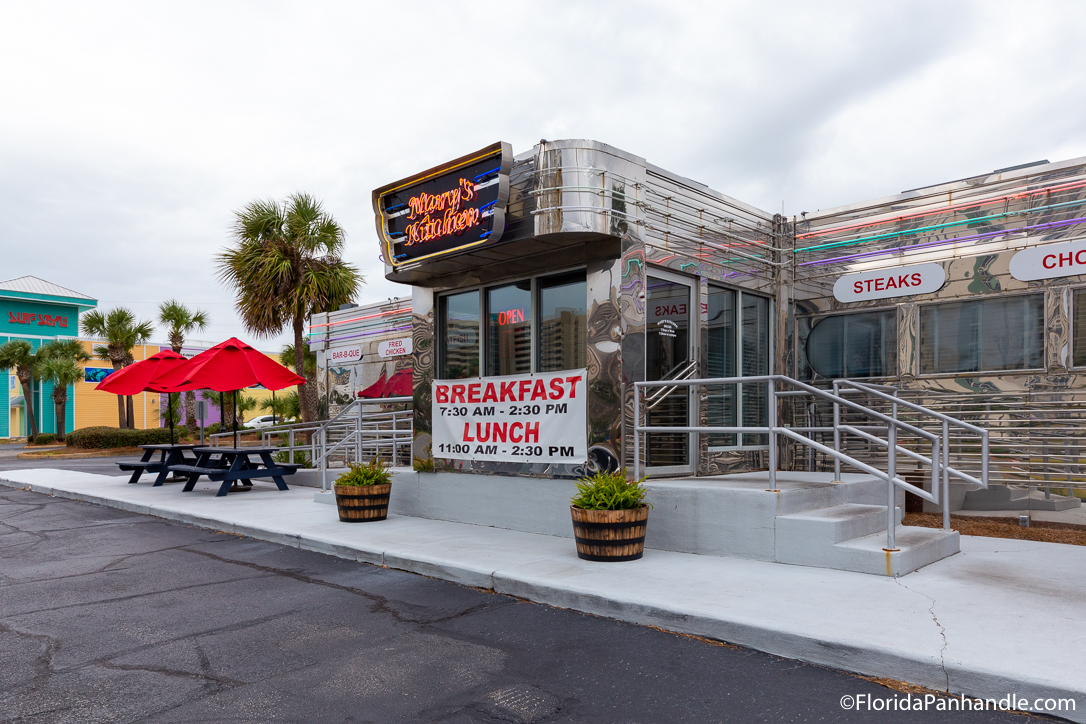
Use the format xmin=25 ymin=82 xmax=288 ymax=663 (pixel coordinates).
xmin=274 ymin=449 xmax=311 ymax=467
xmin=571 ymin=469 xmax=650 ymax=511
xmin=30 ymin=433 xmax=58 ymax=446
xmin=335 ymin=458 xmax=392 ymax=487
xmin=413 ymin=456 xmax=434 ymax=473
xmin=66 ymin=426 xmax=175 ymax=449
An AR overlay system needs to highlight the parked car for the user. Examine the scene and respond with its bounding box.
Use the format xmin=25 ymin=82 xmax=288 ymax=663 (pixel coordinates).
xmin=243 ymin=415 xmax=282 ymax=430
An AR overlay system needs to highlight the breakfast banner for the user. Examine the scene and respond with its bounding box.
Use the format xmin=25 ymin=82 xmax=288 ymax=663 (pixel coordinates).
xmin=431 ymin=369 xmax=587 ymax=464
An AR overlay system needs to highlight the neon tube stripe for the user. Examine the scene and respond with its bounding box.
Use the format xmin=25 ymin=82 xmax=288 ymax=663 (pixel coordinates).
xmin=308 ymin=307 xmax=411 ymax=330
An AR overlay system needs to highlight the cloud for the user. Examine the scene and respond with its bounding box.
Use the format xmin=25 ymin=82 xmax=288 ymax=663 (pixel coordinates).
xmin=1 ymin=0 xmax=1085 ymax=346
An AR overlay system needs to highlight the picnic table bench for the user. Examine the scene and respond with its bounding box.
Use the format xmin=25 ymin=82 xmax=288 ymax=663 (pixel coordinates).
xmin=118 ymin=444 xmax=201 ymax=485
xmin=173 ymin=446 xmax=300 ymax=497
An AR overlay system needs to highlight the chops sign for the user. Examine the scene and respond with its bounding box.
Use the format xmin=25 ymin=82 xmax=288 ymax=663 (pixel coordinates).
xmin=1009 ymin=239 xmax=1086 ymax=281
xmin=374 ymin=142 xmax=513 ymax=269
xmin=9 ymin=311 xmax=68 ymax=328
xmin=833 ymin=263 xmax=946 ymax=303
xmin=431 ymin=369 xmax=587 ymax=465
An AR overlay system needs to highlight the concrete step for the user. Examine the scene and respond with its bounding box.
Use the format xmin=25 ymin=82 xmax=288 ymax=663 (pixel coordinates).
xmin=776 ymin=503 xmax=894 ymax=545
xmin=833 ymin=526 xmax=960 ymax=577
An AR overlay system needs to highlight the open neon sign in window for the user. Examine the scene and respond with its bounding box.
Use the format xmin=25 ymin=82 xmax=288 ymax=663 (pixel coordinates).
xmin=497 ymin=309 xmax=526 ymax=326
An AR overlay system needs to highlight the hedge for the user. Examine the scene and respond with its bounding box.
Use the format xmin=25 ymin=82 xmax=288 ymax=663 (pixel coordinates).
xmin=66 ymin=426 xmax=176 ymax=449
xmin=29 ymin=433 xmax=58 ymax=446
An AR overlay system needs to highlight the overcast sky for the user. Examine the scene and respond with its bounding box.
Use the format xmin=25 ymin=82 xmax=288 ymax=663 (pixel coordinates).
xmin=3 ymin=0 xmax=1084 ymax=348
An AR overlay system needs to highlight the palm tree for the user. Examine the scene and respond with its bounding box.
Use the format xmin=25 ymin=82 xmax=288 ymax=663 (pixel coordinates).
xmin=37 ymin=339 xmax=91 ymax=443
xmin=158 ymin=299 xmax=209 ymax=435
xmin=81 ymin=308 xmax=154 ymax=429
xmin=216 ymin=193 xmax=361 ymax=423
xmin=0 ymin=339 xmax=42 ymax=441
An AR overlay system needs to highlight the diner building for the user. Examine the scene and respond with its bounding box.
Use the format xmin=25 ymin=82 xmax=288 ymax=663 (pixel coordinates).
xmin=364 ymin=140 xmax=1086 ymax=519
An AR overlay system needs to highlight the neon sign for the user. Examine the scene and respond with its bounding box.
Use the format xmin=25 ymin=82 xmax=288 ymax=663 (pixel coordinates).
xmin=374 ymin=142 xmax=512 ymax=269
xmin=8 ymin=311 xmax=68 ymax=328
xmin=496 ymin=309 xmax=526 ymax=326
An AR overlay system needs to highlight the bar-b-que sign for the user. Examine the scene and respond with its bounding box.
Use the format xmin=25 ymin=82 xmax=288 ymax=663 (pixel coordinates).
xmin=374 ymin=142 xmax=513 ymax=268
xmin=431 ymin=369 xmax=587 ymax=465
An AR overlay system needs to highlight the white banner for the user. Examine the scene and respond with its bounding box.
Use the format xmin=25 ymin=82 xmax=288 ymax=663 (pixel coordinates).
xmin=378 ymin=338 xmax=413 ymax=358
xmin=833 ymin=263 xmax=946 ymax=303
xmin=328 ymin=346 xmax=362 ymax=364
xmin=432 ymin=369 xmax=587 ymax=464
xmin=1009 ymin=239 xmax=1086 ymax=281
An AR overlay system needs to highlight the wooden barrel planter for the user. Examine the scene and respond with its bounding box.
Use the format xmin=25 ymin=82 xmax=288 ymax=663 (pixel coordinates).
xmin=334 ymin=483 xmax=392 ymax=522
xmin=570 ymin=505 xmax=649 ymax=561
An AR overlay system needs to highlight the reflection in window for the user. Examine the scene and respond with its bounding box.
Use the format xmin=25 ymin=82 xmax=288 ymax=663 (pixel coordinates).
xmin=807 ymin=311 xmax=897 ymax=378
xmin=538 ymin=271 xmax=587 ymax=372
xmin=487 ymin=282 xmax=532 ymax=376
xmin=741 ymin=294 xmax=770 ymax=445
xmin=920 ymin=295 xmax=1043 ymax=374
xmin=441 ymin=291 xmax=479 ymax=379
xmin=1075 ymin=290 xmax=1086 ymax=367
xmin=705 ymin=286 xmax=736 ymax=447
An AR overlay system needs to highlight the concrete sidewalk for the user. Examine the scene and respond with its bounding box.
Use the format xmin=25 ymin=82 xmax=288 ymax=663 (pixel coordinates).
xmin=2 ymin=468 xmax=1084 ymax=721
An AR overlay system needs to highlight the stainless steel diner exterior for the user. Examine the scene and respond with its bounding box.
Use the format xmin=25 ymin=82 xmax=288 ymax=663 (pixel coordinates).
xmin=366 ymin=140 xmax=1086 ymax=511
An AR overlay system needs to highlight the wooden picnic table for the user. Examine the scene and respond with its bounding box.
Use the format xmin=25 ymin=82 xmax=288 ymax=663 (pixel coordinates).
xmin=172 ymin=446 xmax=300 ymax=497
xmin=118 ymin=444 xmax=202 ymax=485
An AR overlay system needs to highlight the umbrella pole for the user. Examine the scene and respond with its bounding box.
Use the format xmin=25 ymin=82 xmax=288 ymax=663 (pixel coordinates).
xmin=233 ymin=390 xmax=238 ymax=448
xmin=219 ymin=391 xmax=223 ymax=444
xmin=168 ymin=393 xmax=175 ymax=445
xmin=272 ymin=390 xmax=276 ymax=426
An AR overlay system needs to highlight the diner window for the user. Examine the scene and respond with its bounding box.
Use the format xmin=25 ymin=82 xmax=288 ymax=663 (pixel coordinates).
xmin=920 ymin=295 xmax=1044 ymax=374
xmin=440 ymin=290 xmax=480 ymax=379
xmin=1075 ymin=289 xmax=1086 ymax=367
xmin=704 ymin=285 xmax=771 ymax=449
xmin=487 ymin=282 xmax=532 ymax=376
xmin=806 ymin=310 xmax=897 ymax=379
xmin=538 ymin=271 xmax=587 ymax=372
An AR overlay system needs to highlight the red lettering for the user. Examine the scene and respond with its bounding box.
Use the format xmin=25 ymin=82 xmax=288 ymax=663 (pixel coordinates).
xmin=885 ymin=276 xmax=897 ymax=290
xmin=436 ymin=385 xmax=449 ymax=404
xmin=524 ymin=422 xmax=539 ymax=443
xmin=7 ymin=312 xmax=15 ymax=323
xmin=853 ymin=282 xmax=863 ymax=294
xmin=897 ymin=275 xmax=909 ymax=287
xmin=1043 ymin=254 xmax=1057 ymax=269
xmin=451 ymin=384 xmax=466 ymax=403
xmin=59 ymin=316 xmax=67 ymax=328
xmin=499 ymin=381 xmax=517 ymax=402
xmin=517 ymin=379 xmax=532 ymax=401
xmin=549 ymin=378 xmax=565 ymax=400
xmin=1077 ymin=250 xmax=1086 ymax=265
xmin=530 ymin=379 xmax=548 ymax=401
xmin=476 ymin=423 xmax=490 ymax=442
xmin=463 ymin=422 xmax=475 ymax=442
xmin=493 ymin=422 xmax=508 ymax=442
xmin=1060 ymin=252 xmax=1073 ymax=267
xmin=482 ymin=383 xmax=498 ymax=402
xmin=468 ymin=383 xmax=481 ymax=403
xmin=864 ymin=279 xmax=874 ymax=292
xmin=874 ymin=278 xmax=885 ymax=291
xmin=911 ymin=273 xmax=922 ymax=285
xmin=565 ymin=375 xmax=582 ymax=398
xmin=509 ymin=422 xmax=524 ymax=443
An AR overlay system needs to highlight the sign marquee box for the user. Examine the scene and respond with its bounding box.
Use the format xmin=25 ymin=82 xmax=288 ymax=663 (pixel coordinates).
xmin=377 ymin=338 xmax=413 ymax=358
xmin=328 ymin=346 xmax=362 ymax=363
xmin=374 ymin=142 xmax=513 ymax=269
xmin=431 ymin=369 xmax=587 ymax=465
xmin=833 ymin=263 xmax=946 ymax=303
xmin=1009 ymin=239 xmax=1086 ymax=281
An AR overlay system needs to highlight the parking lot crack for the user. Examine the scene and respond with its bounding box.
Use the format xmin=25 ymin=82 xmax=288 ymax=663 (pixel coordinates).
xmin=0 ymin=621 xmax=60 ymax=691
xmin=894 ymin=578 xmax=949 ymax=691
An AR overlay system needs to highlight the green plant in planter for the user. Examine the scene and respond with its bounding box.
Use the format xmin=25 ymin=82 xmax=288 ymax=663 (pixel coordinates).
xmin=571 ymin=469 xmax=650 ymax=510
xmin=335 ymin=458 xmax=392 ymax=487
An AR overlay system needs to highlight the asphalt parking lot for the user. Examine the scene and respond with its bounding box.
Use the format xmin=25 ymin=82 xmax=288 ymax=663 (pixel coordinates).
xmin=0 ymin=485 xmax=1033 ymax=723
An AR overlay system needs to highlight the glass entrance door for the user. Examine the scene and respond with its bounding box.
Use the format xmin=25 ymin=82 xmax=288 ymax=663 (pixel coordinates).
xmin=645 ymin=274 xmax=696 ymax=474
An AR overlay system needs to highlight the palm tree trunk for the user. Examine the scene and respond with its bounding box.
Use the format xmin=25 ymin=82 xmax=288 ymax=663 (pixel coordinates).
xmin=126 ymin=395 xmax=136 ymax=429
xmin=110 ymin=361 xmax=127 ymax=428
xmin=293 ymin=316 xmax=315 ymax=423
xmin=184 ymin=390 xmax=197 ymax=435
xmin=20 ymin=378 xmax=39 ymax=441
xmin=55 ymin=401 xmax=66 ymax=442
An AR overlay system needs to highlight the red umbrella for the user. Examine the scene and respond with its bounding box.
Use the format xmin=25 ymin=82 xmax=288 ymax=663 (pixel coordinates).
xmin=95 ymin=350 xmax=188 ymax=443
xmin=151 ymin=338 xmax=305 ymax=447
xmin=386 ymin=368 xmax=412 ymax=397
xmin=357 ymin=370 xmax=387 ymax=399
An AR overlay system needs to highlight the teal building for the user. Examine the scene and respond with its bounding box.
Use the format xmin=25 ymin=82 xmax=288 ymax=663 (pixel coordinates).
xmin=1 ymin=276 xmax=97 ymax=438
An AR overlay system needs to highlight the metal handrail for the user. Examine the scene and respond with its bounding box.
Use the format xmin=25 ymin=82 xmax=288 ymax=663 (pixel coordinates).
xmin=633 ymin=374 xmax=971 ymax=551
xmin=644 ymin=359 xmax=699 ymax=410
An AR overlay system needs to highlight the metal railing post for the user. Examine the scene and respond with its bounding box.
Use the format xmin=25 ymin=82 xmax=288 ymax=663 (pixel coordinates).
xmin=942 ymin=419 xmax=951 ymax=531
xmin=320 ymin=426 xmax=327 ymax=491
xmin=832 ymin=382 xmax=841 ymax=480
xmin=886 ymin=419 xmax=897 ymax=550
xmin=767 ymin=378 xmax=777 ymax=490
xmin=633 ymin=383 xmax=641 ymax=481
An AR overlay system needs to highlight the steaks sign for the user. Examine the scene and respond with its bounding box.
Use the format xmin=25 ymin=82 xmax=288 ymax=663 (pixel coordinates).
xmin=431 ymin=369 xmax=587 ymax=465
xmin=833 ymin=263 xmax=946 ymax=303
